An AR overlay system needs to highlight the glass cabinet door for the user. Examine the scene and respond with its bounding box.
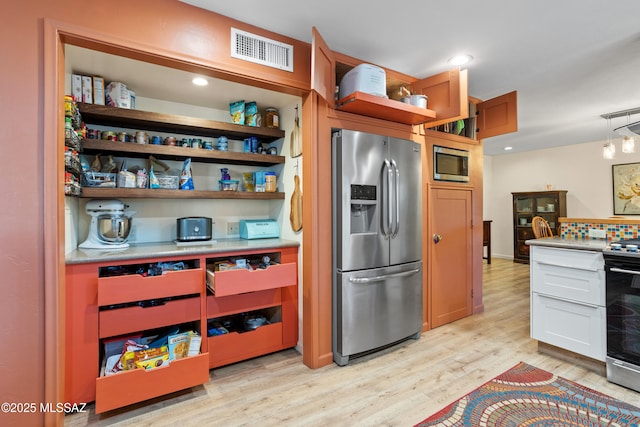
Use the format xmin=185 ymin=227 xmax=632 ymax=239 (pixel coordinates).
xmin=514 ymin=196 xmax=534 ymax=227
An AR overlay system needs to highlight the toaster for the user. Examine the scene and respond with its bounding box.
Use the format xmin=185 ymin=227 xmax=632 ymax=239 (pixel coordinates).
xmin=176 ymin=217 xmax=212 ymax=241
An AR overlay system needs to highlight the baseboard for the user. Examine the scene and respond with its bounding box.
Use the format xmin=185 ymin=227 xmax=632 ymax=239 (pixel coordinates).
xmin=537 ymin=341 xmax=606 ymax=376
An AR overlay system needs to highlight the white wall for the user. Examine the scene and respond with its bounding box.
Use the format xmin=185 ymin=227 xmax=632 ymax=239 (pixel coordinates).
xmin=484 ymin=139 xmax=640 ymax=259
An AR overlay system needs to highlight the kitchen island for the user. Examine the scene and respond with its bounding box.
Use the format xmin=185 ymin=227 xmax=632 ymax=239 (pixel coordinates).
xmin=526 ymin=237 xmax=606 ymax=373
xmin=65 ymin=238 xmax=299 ymax=413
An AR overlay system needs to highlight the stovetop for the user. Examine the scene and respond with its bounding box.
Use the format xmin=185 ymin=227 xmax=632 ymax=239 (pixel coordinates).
xmin=603 ymin=238 xmax=640 ymax=257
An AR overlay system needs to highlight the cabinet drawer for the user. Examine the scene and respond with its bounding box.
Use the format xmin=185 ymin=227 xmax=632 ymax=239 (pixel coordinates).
xmin=531 ymin=292 xmax=605 ymax=361
xmin=208 ymin=323 xmax=283 ymax=368
xmin=207 ymin=288 xmax=281 ymax=316
xmin=517 ymin=228 xmax=534 ymax=240
xmin=208 ymin=262 xmax=296 ymax=297
xmin=99 ymin=297 xmax=201 ymax=338
xmin=531 ymin=246 xmax=603 ymax=271
xmin=531 ymin=262 xmax=605 ymax=305
xmin=95 ymin=353 xmax=209 ymax=414
xmin=98 ymin=268 xmax=203 ymax=306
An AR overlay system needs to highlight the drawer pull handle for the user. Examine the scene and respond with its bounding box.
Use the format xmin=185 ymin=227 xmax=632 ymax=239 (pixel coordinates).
xmin=535 ymin=261 xmax=600 ymax=272
xmin=138 ymin=299 xmax=169 ymax=308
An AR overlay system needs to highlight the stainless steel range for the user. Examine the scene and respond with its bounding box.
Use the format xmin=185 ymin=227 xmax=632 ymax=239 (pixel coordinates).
xmin=603 ymin=238 xmax=640 ymax=392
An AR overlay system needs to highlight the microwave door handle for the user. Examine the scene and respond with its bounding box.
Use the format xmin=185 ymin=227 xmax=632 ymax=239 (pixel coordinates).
xmin=391 ymin=160 xmax=400 ymax=238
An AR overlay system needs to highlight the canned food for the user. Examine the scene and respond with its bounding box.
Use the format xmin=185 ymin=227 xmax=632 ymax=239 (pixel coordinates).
xmin=164 ymin=137 xmax=177 ymax=146
xmin=217 ymin=136 xmax=228 ymax=151
xmin=151 ymin=135 xmax=162 ymax=145
xmin=191 ymin=138 xmax=202 ymax=149
xmin=203 ymin=141 xmax=213 ymax=150
xmin=118 ymin=132 xmax=129 ymax=142
xmin=268 ymin=147 xmax=277 ymax=155
xmin=250 ymin=136 xmax=259 ymax=153
xmin=181 ymin=138 xmax=191 ymax=147
xmin=87 ymin=129 xmax=100 ymax=139
xmin=101 ymin=131 xmax=116 ymax=140
xmin=135 ymin=131 xmax=148 ymax=144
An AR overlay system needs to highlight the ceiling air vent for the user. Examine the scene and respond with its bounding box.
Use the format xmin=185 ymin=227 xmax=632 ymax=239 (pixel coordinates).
xmin=231 ymin=28 xmax=294 ymax=72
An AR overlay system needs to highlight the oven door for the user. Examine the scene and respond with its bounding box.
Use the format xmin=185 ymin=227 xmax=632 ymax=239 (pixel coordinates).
xmin=604 ymin=254 xmax=640 ymax=391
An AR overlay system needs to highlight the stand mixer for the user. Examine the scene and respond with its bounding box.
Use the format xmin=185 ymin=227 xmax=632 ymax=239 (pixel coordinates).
xmin=79 ymin=199 xmax=135 ymax=249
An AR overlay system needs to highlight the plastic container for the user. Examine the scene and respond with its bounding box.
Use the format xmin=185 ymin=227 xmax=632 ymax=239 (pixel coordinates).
xmin=155 ymin=174 xmax=179 ymax=189
xmin=219 ymin=179 xmax=239 ymax=191
xmin=82 ymin=172 xmax=117 ymax=188
xmin=265 ymin=172 xmax=276 ymax=192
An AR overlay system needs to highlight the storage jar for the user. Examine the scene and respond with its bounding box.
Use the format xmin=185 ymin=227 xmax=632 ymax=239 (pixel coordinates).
xmin=265 ymin=108 xmax=279 ymax=129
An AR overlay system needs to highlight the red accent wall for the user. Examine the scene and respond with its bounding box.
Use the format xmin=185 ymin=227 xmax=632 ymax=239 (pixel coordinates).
xmin=1 ymin=2 xmax=310 ymax=426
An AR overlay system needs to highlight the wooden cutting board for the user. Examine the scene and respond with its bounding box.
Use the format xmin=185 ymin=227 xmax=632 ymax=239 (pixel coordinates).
xmin=290 ymin=174 xmax=302 ymax=231
xmin=290 ymin=107 xmax=302 ymax=158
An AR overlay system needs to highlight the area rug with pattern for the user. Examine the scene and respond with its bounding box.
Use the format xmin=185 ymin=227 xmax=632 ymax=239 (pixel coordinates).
xmin=415 ymin=361 xmax=640 ymax=426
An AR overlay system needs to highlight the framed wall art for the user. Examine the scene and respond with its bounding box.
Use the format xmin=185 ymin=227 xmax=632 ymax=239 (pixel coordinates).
xmin=613 ymin=162 xmax=640 ymax=215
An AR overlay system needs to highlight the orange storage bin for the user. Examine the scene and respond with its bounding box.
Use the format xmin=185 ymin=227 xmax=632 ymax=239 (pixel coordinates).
xmin=98 ymin=268 xmax=203 ymax=306
xmin=99 ymin=297 xmax=201 ymax=338
xmin=95 ymin=353 xmax=209 ymax=414
xmin=207 ymin=288 xmax=281 ymax=316
xmin=207 ymin=262 xmax=295 ymax=297
xmin=208 ymin=323 xmax=282 ymax=368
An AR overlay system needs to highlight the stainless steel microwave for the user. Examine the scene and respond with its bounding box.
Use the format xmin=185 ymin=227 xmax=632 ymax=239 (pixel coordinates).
xmin=433 ymin=146 xmax=469 ymax=182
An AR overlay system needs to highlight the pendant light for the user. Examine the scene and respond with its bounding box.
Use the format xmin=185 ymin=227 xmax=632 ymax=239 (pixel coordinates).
xmin=622 ymin=112 xmax=635 ymax=154
xmin=603 ymin=117 xmax=616 ymax=159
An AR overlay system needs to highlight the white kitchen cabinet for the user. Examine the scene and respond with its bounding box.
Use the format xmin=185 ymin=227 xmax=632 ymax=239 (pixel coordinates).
xmin=530 ymin=245 xmax=606 ymax=361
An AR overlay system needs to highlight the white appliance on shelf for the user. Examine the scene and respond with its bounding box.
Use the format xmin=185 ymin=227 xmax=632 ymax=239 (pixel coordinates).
xmin=79 ymin=199 xmax=135 ymax=250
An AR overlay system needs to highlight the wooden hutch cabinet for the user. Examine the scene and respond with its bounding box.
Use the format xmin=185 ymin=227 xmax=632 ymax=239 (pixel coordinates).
xmin=512 ymin=190 xmax=567 ymax=263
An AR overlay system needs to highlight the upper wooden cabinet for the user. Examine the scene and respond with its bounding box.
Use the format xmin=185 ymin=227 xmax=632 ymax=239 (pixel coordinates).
xmin=311 ymin=28 xmax=463 ymax=127
xmin=476 ymin=91 xmax=518 ymax=139
xmin=311 ymin=27 xmax=336 ymax=110
xmin=411 ymin=69 xmax=468 ymax=128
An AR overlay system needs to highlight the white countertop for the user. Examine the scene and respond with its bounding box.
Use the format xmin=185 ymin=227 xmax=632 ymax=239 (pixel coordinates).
xmin=66 ymin=238 xmax=300 ymax=264
xmin=525 ymin=236 xmax=607 ymax=251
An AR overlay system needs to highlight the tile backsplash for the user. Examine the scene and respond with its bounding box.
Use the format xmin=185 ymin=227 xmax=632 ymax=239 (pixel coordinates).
xmin=561 ymin=221 xmax=639 ymax=240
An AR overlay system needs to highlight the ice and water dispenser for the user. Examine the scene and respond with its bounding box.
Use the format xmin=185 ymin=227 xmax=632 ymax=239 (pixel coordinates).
xmin=350 ymin=184 xmax=377 ymax=234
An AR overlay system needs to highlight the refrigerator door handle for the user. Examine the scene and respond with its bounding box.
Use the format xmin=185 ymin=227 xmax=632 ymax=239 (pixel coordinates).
xmin=391 ymin=160 xmax=400 ymax=238
xmin=348 ymin=268 xmax=421 ymax=284
xmin=380 ymin=159 xmax=393 ymax=239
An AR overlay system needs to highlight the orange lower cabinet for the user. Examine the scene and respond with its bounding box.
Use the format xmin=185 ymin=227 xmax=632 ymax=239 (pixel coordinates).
xmin=208 ymin=323 xmax=283 ymax=368
xmin=95 ymin=353 xmax=209 ymax=414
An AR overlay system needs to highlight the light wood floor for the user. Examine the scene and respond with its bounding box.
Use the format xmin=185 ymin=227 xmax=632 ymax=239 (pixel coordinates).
xmin=66 ymin=259 xmax=640 ymax=426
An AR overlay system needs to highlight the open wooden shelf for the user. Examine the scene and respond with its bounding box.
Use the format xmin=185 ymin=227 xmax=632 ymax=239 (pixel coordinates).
xmin=80 ymin=188 xmax=285 ymax=200
xmin=82 ymin=139 xmax=285 ymax=166
xmin=336 ymin=91 xmax=437 ymax=125
xmin=78 ymin=103 xmax=286 ymax=142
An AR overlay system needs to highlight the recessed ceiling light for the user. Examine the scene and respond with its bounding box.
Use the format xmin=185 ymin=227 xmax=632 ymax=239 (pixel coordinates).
xmin=448 ymin=54 xmax=473 ymax=66
xmin=192 ymin=77 xmax=208 ymax=86
xmin=504 ymin=146 xmax=513 ymax=151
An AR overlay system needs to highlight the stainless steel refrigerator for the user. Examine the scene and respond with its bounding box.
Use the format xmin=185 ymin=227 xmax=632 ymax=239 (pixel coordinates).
xmin=332 ymin=129 xmax=423 ymax=366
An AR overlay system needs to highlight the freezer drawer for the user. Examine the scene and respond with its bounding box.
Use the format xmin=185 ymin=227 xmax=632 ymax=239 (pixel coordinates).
xmin=333 ymin=261 xmax=422 ymax=365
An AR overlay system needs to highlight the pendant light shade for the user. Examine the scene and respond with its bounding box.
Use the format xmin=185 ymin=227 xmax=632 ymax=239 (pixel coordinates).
xmin=603 ymin=141 xmax=616 ymax=159
xmin=622 ymin=136 xmax=635 ymax=154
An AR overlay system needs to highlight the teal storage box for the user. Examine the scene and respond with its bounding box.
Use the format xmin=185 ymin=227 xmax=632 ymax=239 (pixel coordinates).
xmin=239 ymin=219 xmax=280 ymax=239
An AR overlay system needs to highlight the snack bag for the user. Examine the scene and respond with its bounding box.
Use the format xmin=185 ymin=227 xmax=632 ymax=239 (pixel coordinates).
xmin=180 ymin=158 xmax=194 ymax=190
xmin=149 ymin=165 xmax=160 ymax=189
xmin=245 ymin=101 xmax=258 ymax=126
xmin=230 ymin=100 xmax=245 ymax=124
